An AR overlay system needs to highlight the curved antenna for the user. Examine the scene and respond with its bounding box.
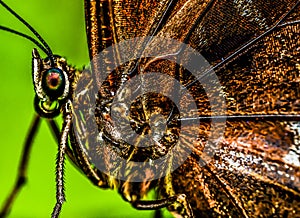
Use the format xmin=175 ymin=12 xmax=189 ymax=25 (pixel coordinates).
xmin=0 ymin=1 xmax=55 ymax=66
xmin=0 ymin=26 xmax=48 ymax=54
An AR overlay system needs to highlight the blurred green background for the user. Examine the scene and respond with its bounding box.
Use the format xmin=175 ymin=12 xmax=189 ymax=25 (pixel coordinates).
xmin=0 ymin=1 xmax=172 ymax=217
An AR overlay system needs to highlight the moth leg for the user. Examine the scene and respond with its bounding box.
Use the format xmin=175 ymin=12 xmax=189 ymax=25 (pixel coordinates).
xmin=154 ymin=191 xmax=162 ymax=218
xmin=48 ymin=117 xmax=107 ymax=187
xmin=47 ymin=119 xmax=79 ymax=167
xmin=132 ymin=194 xmax=194 ymax=218
xmin=51 ymin=101 xmax=72 ymax=218
xmin=154 ymin=209 xmax=162 ymax=218
xmin=0 ymin=115 xmax=41 ymax=217
xmin=52 ymin=119 xmax=110 ymax=189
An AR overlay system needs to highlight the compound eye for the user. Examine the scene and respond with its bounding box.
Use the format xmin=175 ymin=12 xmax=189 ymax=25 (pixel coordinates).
xmin=42 ymin=68 xmax=66 ymax=99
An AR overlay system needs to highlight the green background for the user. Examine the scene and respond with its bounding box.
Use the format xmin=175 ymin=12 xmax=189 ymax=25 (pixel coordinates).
xmin=0 ymin=1 xmax=172 ymax=217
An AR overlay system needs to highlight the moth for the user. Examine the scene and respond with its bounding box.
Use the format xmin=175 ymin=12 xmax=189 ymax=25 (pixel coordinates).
xmin=0 ymin=0 xmax=299 ymax=218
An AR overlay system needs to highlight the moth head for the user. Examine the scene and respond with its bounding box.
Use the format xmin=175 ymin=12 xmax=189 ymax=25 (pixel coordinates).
xmin=32 ymin=48 xmax=70 ymax=118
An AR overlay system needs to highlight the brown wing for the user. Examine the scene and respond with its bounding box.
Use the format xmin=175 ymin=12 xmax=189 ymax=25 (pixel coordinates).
xmin=83 ymin=0 xmax=300 ymax=217
xmin=84 ymin=0 xmax=174 ymax=58
xmin=155 ymin=0 xmax=300 ymax=217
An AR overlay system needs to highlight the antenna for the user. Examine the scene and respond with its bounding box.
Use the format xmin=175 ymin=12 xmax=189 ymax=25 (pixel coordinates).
xmin=0 ymin=26 xmax=48 ymax=54
xmin=0 ymin=1 xmax=55 ymax=66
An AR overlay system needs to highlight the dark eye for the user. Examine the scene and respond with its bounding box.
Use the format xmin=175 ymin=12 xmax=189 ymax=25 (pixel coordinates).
xmin=42 ymin=68 xmax=66 ymax=99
